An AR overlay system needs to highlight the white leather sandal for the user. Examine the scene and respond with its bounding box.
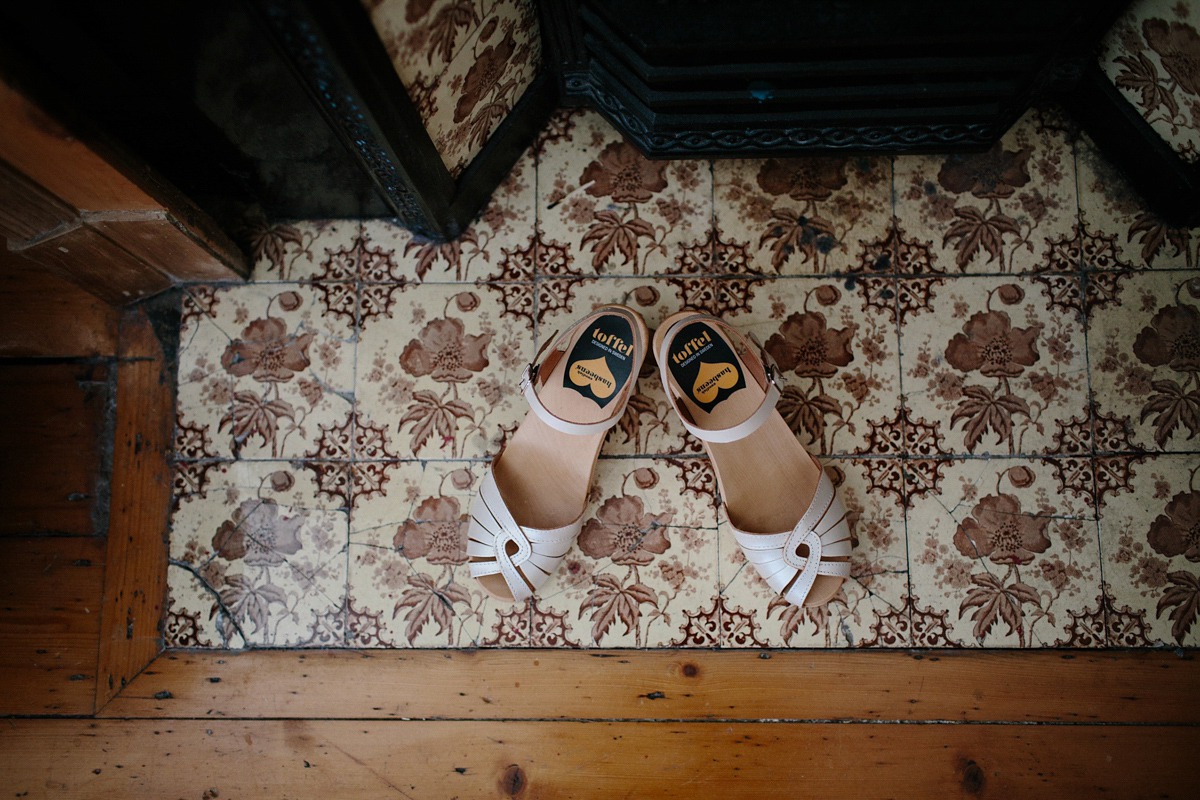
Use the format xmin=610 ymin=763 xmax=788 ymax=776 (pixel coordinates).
xmin=654 ymin=311 xmax=851 ymax=607
xmin=468 ymin=305 xmax=648 ymax=602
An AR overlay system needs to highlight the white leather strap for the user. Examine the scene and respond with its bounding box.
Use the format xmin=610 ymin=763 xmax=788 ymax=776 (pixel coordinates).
xmin=467 ymin=470 xmax=581 ymax=602
xmin=656 ymin=314 xmax=781 ymax=444
xmin=729 ymin=468 xmax=852 ymax=607
xmin=683 ymin=381 xmax=780 ymax=443
xmin=520 ymin=364 xmax=624 ymax=436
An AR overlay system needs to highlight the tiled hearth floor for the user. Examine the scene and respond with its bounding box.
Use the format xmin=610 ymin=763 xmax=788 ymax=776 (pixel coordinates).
xmin=168 ymin=107 xmax=1200 ymax=651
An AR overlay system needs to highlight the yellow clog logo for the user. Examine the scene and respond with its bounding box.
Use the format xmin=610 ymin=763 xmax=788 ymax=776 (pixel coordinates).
xmin=693 ymin=361 xmax=738 ymax=404
xmin=569 ymin=357 xmax=616 ymax=398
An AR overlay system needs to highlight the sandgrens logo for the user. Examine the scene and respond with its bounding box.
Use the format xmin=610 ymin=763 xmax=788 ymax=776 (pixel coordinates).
xmin=696 ymin=366 xmax=732 ymax=394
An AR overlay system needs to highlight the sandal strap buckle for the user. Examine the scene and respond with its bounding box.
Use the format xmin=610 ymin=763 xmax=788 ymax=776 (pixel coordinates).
xmin=518 ymin=362 xmax=539 ymax=392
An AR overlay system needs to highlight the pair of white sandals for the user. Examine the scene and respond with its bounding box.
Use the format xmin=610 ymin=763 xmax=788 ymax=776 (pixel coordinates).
xmin=467 ymin=305 xmax=851 ymax=608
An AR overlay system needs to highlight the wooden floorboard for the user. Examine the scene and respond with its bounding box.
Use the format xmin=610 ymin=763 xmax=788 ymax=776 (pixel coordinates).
xmin=0 ymin=361 xmax=110 ymax=536
xmin=0 ymin=536 xmax=106 ymax=715
xmin=95 ymin=307 xmax=173 ymax=709
xmin=101 ymin=649 xmax=1200 ymax=723
xmin=2 ymin=718 xmax=1196 ymax=799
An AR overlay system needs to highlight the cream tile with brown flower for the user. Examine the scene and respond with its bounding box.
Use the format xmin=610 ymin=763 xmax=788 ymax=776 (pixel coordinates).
xmin=354 ymin=282 xmax=534 ymax=460
xmin=176 ymin=285 xmax=237 ymax=465
xmin=168 ymin=461 xmax=350 ymax=649
xmin=419 ymin=0 xmax=540 ymax=177
xmin=739 ymin=278 xmax=903 ymax=457
xmin=364 ymin=0 xmax=481 ymax=92
xmin=894 ymin=109 xmax=1079 ymax=274
xmin=534 ymin=458 xmax=720 ymax=648
xmin=906 ymin=458 xmax=1102 ymax=648
xmin=347 ymin=460 xmax=517 ymax=648
xmin=537 ymin=111 xmax=713 ymax=276
xmin=1088 ymin=270 xmax=1200 ymax=452
xmin=900 ymin=275 xmax=1089 ymax=456
xmin=1100 ymin=0 xmax=1200 ymax=165
xmin=177 ymin=283 xmax=356 ymax=461
xmin=1099 ymin=453 xmax=1200 ymax=647
xmin=712 ymin=154 xmax=893 ymax=275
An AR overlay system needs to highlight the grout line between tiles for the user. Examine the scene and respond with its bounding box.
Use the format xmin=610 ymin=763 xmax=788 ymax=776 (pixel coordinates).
xmin=1074 ymin=133 xmax=1113 ymax=645
xmin=888 ymin=152 xmax=918 ymax=645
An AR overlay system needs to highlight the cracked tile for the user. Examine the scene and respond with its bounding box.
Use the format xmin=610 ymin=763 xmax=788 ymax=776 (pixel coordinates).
xmin=354 ymin=282 xmax=535 ymax=460
xmin=715 ymin=457 xmax=910 ymax=648
xmin=167 ymin=461 xmax=349 ymax=648
xmin=906 ymin=457 xmax=1102 ymax=648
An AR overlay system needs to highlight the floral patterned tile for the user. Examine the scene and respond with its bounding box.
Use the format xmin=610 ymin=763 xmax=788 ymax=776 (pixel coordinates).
xmin=894 ymin=107 xmax=1079 ymax=274
xmin=714 ymin=457 xmax=910 ymax=648
xmin=537 ymin=110 xmax=713 ymax=276
xmin=177 ymin=286 xmax=236 ymax=464
xmin=1098 ymin=453 xmax=1200 ymax=647
xmin=176 ymin=283 xmax=356 ymax=461
xmin=420 ymin=0 xmax=540 ymax=177
xmin=900 ymin=275 xmax=1090 ymax=456
xmin=247 ymin=219 xmax=362 ymax=283
xmin=534 ymin=458 xmax=720 ymax=648
xmin=354 ymin=282 xmax=535 ymax=460
xmin=365 ymin=0 xmax=482 ymax=91
xmin=347 ymin=460 xmax=518 ymax=647
xmin=1088 ymin=270 xmax=1200 ymax=451
xmin=740 ymin=277 xmax=903 ymax=457
xmin=359 ymin=145 xmax=537 ymax=284
xmin=1076 ymin=134 xmax=1200 ymax=270
xmin=907 ymin=458 xmax=1103 ymax=648
xmin=1100 ymin=0 xmax=1200 ymax=165
xmin=711 ymin=154 xmax=893 ymax=275
xmin=168 ymin=74 xmax=1200 ymax=653
xmin=168 ymin=461 xmax=350 ymax=648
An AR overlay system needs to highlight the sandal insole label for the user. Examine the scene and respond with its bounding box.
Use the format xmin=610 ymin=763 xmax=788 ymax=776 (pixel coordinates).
xmin=563 ymin=314 xmax=635 ymax=408
xmin=667 ymin=321 xmax=746 ymax=413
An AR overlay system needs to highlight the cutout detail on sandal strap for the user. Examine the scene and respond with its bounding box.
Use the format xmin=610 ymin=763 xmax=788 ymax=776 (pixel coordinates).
xmin=730 ymin=470 xmax=852 ymax=606
xmin=467 ymin=470 xmax=580 ymax=602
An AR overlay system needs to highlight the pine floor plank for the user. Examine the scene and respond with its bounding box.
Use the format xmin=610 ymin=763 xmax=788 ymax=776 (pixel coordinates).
xmin=0 ymin=362 xmax=110 ymax=536
xmin=0 ymin=536 xmax=106 ymax=714
xmin=101 ymin=649 xmax=1200 ymax=723
xmin=95 ymin=308 xmax=172 ymax=708
xmin=1 ymin=719 xmax=1196 ymax=799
